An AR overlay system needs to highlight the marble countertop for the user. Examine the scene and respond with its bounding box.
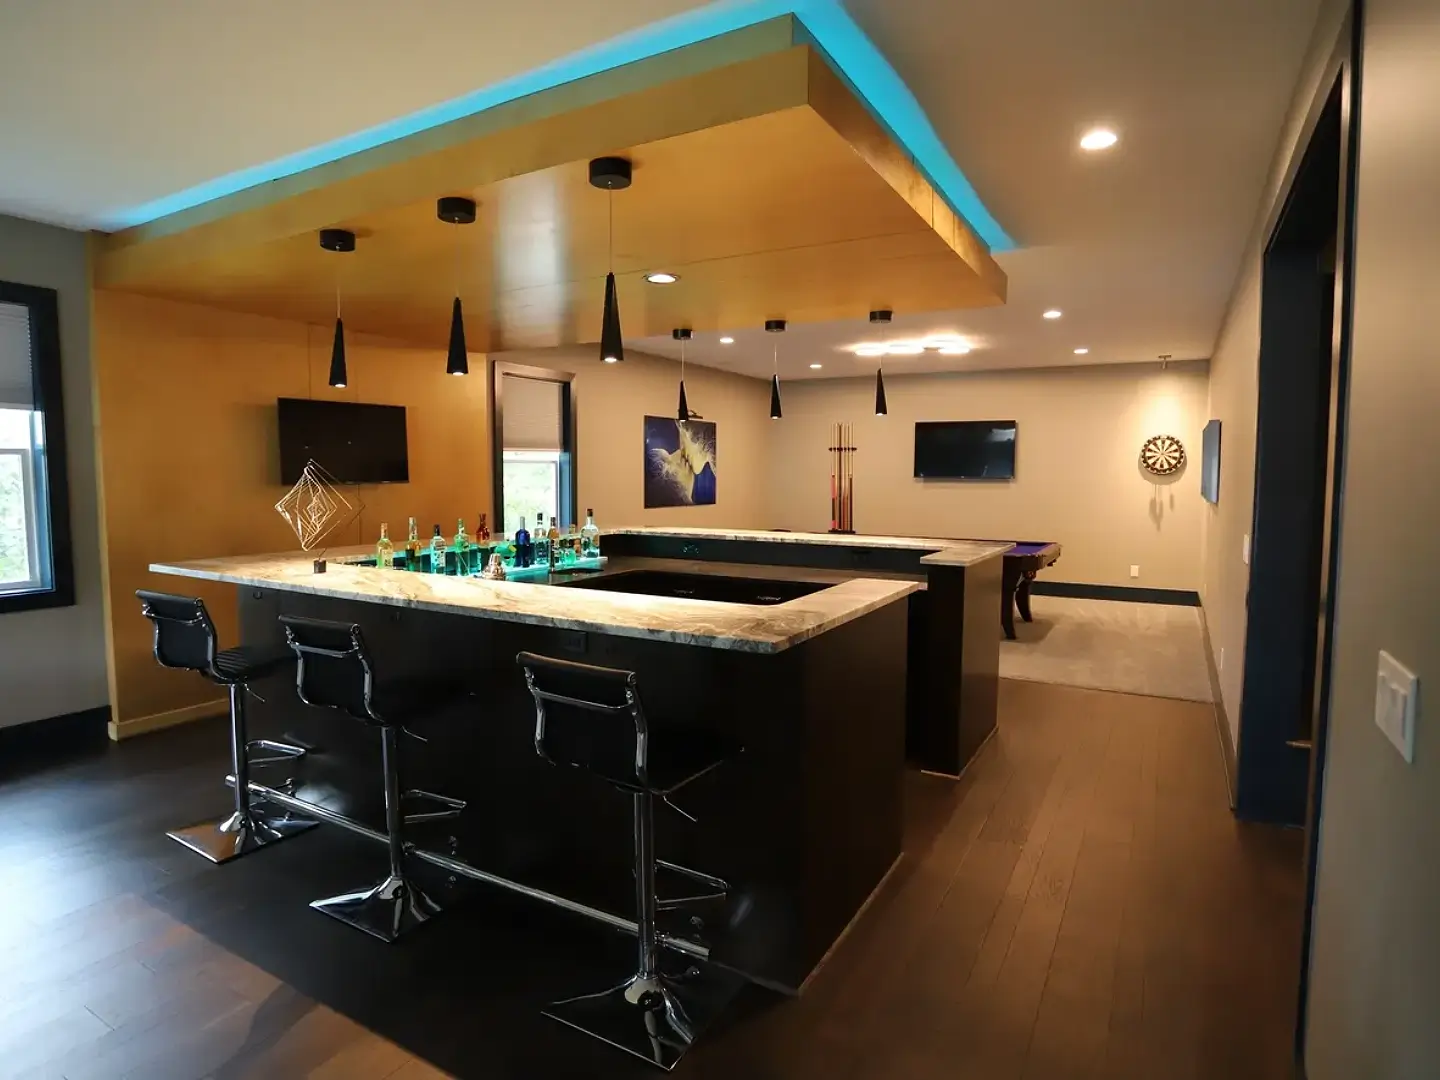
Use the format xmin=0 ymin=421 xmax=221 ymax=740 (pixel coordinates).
xmin=149 ymin=548 xmax=919 ymax=654
xmin=602 ymin=526 xmax=1013 ymax=567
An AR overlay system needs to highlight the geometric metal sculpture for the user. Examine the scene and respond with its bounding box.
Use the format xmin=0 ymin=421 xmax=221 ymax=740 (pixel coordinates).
xmin=275 ymin=460 xmax=361 ymax=568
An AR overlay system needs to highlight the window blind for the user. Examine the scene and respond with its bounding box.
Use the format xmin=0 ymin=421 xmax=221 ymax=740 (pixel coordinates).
xmin=501 ymin=375 xmax=564 ymax=450
xmin=0 ymin=301 xmax=33 ymax=409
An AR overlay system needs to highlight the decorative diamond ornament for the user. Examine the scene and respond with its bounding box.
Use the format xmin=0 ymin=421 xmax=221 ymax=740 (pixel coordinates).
xmin=275 ymin=460 xmax=356 ymax=550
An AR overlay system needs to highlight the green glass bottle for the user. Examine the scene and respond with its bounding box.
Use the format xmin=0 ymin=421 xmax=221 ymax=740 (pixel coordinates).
xmin=581 ymin=508 xmax=601 ymax=558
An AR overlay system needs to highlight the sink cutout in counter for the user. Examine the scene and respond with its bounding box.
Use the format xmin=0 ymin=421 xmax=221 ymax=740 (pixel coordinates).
xmin=556 ymin=570 xmax=832 ymax=606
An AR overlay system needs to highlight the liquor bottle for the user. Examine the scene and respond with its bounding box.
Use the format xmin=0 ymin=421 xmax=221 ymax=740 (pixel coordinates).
xmin=453 ymin=517 xmax=472 ymax=575
xmin=477 ymin=512 xmax=490 ymax=545
xmin=532 ymin=509 xmax=548 ymax=567
xmin=581 ymin=508 xmax=601 ymax=558
xmin=406 ymin=517 xmax=423 ymax=571
xmin=514 ymin=517 xmax=531 ymax=568
xmin=430 ymin=524 xmax=447 ymax=574
xmin=375 ymin=523 xmax=395 ymax=569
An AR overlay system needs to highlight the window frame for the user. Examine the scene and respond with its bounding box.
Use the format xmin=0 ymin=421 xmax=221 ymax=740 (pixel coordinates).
xmin=490 ymin=360 xmax=577 ymax=533
xmin=0 ymin=281 xmax=75 ymax=614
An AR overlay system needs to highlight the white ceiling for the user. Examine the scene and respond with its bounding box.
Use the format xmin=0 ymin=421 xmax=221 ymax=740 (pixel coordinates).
xmin=0 ymin=0 xmax=1322 ymax=378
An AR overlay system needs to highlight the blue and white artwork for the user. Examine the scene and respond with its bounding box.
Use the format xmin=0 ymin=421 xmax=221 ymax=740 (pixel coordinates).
xmin=644 ymin=416 xmax=717 ymax=508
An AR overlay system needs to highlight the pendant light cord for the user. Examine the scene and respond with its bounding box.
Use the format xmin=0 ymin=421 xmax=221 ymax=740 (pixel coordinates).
xmin=608 ymin=190 xmax=614 ymax=271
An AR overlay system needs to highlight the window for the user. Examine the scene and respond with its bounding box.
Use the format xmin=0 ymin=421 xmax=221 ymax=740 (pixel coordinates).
xmin=502 ymin=450 xmax=561 ymax=537
xmin=492 ymin=364 xmax=576 ymax=539
xmin=0 ymin=283 xmax=74 ymax=613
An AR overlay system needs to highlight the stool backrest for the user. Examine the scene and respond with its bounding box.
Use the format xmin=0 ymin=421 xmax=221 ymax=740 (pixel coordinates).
xmin=136 ymin=591 xmax=217 ymax=675
xmin=516 ymin=652 xmax=649 ymax=783
xmin=279 ymin=615 xmax=377 ymax=723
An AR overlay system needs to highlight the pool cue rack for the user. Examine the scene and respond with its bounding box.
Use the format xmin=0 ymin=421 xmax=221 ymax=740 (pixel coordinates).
xmin=829 ymin=421 xmax=857 ymax=534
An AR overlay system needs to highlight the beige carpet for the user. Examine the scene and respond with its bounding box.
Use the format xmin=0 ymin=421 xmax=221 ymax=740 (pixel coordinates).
xmin=999 ymin=594 xmax=1213 ymax=702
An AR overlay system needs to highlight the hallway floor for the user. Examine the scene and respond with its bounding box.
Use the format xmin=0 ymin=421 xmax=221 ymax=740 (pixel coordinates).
xmin=0 ymin=680 xmax=1303 ymax=1079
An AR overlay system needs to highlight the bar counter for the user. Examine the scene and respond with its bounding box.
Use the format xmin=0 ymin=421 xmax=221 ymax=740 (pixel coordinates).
xmin=152 ymin=546 xmax=919 ymax=992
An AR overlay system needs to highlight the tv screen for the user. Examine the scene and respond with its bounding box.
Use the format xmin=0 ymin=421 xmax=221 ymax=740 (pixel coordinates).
xmin=1201 ymin=419 xmax=1222 ymax=504
xmin=277 ymin=398 xmax=409 ymax=485
xmin=914 ymin=420 xmax=1018 ymax=480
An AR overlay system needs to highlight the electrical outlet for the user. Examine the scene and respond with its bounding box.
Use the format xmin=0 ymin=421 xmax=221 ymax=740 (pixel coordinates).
xmin=1242 ymin=534 xmax=1251 ymax=565
xmin=1375 ymin=651 xmax=1418 ymax=763
xmin=1129 ymin=565 xmax=1140 ymax=578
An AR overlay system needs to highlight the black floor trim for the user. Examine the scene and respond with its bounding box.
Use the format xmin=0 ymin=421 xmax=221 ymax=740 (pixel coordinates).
xmin=1028 ymin=581 xmax=1201 ymax=606
xmin=0 ymin=705 xmax=111 ymax=765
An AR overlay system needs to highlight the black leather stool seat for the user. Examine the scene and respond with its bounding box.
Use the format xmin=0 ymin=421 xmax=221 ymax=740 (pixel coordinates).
xmin=211 ymin=646 xmax=293 ymax=685
xmin=361 ymin=678 xmax=469 ymax=728
xmin=572 ymin=726 xmax=739 ymax=796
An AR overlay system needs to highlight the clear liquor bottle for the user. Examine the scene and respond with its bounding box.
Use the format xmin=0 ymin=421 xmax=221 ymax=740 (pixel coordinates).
xmin=534 ymin=508 xmax=551 ymax=567
xmin=430 ymin=524 xmax=447 ymax=574
xmin=405 ymin=517 xmax=423 ymax=571
xmin=581 ymin=508 xmax=601 ymax=558
xmin=453 ymin=517 xmax=472 ymax=575
xmin=376 ymin=522 xmax=395 ymax=569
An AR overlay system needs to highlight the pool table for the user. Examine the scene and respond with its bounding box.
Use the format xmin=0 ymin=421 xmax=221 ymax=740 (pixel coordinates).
xmin=995 ymin=541 xmax=1063 ymax=640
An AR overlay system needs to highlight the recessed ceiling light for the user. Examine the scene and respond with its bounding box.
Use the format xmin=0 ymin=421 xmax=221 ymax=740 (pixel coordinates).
xmin=939 ymin=345 xmax=971 ymax=355
xmin=1073 ymin=347 xmax=1089 ymax=355
xmin=644 ymin=272 xmax=679 ymax=284
xmin=1043 ymin=309 xmax=1063 ymax=320
xmin=719 ymin=336 xmax=734 ymax=345
xmin=886 ymin=342 xmax=924 ymax=356
xmin=809 ymin=363 xmax=823 ymax=369
xmin=1079 ymin=128 xmax=1118 ymax=151
xmin=853 ymin=344 xmax=887 ymax=357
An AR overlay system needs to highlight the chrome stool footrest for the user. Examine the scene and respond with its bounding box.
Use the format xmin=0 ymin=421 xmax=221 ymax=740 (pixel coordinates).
xmin=245 ymin=737 xmax=312 ymax=767
xmin=402 ymin=788 xmax=467 ymax=825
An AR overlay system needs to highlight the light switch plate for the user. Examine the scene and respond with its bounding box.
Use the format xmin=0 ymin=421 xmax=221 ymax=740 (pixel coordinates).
xmin=1129 ymin=565 xmax=1140 ymax=578
xmin=1375 ymin=650 xmax=1418 ymax=763
xmin=1242 ymin=534 xmax=1251 ymax=565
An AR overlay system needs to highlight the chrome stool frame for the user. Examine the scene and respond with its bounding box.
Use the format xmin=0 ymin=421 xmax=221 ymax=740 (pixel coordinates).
xmin=519 ymin=652 xmax=742 ymax=1071
xmin=138 ymin=591 xmax=317 ymax=864
xmin=281 ymin=615 xmax=466 ymax=943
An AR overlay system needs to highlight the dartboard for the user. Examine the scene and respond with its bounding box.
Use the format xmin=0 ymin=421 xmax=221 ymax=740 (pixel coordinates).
xmin=1140 ymin=434 xmax=1186 ymax=475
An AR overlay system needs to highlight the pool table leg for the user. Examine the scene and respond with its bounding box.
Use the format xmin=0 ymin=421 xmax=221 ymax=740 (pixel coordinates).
xmin=1000 ymin=564 xmax=1020 ymax=640
xmin=1016 ymin=574 xmax=1035 ymax=623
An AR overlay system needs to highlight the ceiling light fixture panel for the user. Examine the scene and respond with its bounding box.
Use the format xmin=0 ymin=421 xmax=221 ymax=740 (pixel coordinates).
xmin=1079 ymin=127 xmax=1119 ymax=151
xmin=645 ymin=272 xmax=679 ymax=284
xmin=1043 ymin=309 xmax=1063 ymax=319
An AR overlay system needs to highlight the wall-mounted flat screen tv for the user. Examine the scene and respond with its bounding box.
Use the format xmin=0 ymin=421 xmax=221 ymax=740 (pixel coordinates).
xmin=914 ymin=420 xmax=1018 ymax=480
xmin=277 ymin=398 xmax=410 ymax=485
xmin=1201 ymin=419 xmax=1222 ymax=504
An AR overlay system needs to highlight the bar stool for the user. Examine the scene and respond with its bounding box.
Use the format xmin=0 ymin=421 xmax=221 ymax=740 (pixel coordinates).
xmin=280 ymin=614 xmax=467 ymax=943
xmin=137 ymin=590 xmax=318 ymax=863
xmin=517 ymin=651 xmax=742 ymax=1071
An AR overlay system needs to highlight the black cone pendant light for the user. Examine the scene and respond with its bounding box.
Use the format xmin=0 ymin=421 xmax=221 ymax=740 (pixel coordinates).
xmin=766 ymin=319 xmax=786 ymax=419
xmin=870 ymin=308 xmax=892 ymax=416
xmin=590 ymin=157 xmax=632 ymax=364
xmin=319 ymin=228 xmax=356 ymax=389
xmin=437 ymin=196 xmax=477 ymax=376
xmin=673 ymin=328 xmax=692 ymax=421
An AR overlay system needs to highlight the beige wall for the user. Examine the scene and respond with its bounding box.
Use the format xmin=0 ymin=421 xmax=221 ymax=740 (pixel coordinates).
xmin=0 ymin=215 xmax=107 ymax=729
xmin=93 ymin=290 xmax=492 ymax=735
xmin=1201 ymin=0 xmax=1348 ymax=738
xmin=488 ymin=345 xmax=773 ymax=531
xmin=766 ymin=363 xmax=1209 ymax=590
xmin=1306 ymin=0 xmax=1440 ymax=1075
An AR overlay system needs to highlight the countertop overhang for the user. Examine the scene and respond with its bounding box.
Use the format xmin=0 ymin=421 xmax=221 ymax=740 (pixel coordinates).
xmin=150 ymin=549 xmax=920 ymax=654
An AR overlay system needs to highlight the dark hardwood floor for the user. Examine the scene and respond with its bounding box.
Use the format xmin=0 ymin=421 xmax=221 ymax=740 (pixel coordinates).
xmin=0 ymin=679 xmax=1304 ymax=1079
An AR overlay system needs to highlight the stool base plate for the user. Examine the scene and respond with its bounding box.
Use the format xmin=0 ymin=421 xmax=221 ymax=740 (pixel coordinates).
xmin=544 ymin=965 xmax=743 ymax=1071
xmin=310 ymin=870 xmax=441 ymax=943
xmin=167 ymin=810 xmax=318 ymax=864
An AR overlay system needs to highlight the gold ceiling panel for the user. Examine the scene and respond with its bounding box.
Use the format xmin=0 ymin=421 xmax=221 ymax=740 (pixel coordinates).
xmin=95 ymin=20 xmax=1006 ymax=350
